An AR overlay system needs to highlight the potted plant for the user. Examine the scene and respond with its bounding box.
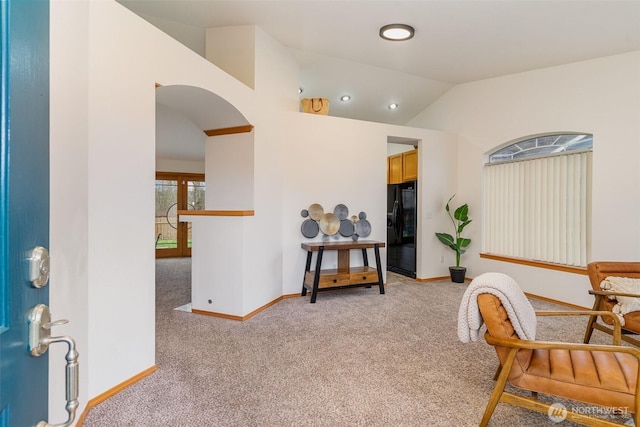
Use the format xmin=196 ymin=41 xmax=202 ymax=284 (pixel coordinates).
xmin=435 ymin=194 xmax=472 ymax=283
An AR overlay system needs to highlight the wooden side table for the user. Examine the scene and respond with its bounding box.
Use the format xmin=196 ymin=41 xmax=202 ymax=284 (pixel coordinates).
xmin=301 ymin=240 xmax=386 ymax=303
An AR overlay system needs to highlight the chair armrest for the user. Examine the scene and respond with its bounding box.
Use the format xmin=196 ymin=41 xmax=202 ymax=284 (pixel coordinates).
xmin=536 ymin=310 xmax=616 ymax=317
xmin=535 ymin=310 xmax=622 ymax=345
xmin=589 ymin=289 xmax=640 ymax=298
xmin=483 ymin=333 xmax=640 ymax=358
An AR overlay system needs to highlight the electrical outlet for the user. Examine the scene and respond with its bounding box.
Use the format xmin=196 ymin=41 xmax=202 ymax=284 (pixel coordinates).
xmin=440 ymin=255 xmax=444 ymax=263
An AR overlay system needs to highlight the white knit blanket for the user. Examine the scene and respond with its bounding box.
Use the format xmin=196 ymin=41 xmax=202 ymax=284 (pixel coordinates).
xmin=457 ymin=272 xmax=537 ymax=343
xmin=600 ymin=276 xmax=640 ymax=326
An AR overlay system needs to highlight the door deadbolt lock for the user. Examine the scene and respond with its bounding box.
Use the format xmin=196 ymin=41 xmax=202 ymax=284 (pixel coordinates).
xmin=29 ymin=246 xmax=50 ymax=288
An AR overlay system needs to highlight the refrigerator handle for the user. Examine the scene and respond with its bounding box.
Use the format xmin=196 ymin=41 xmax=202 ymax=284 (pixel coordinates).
xmin=391 ymin=200 xmax=398 ymax=239
xmin=391 ymin=200 xmax=398 ymax=224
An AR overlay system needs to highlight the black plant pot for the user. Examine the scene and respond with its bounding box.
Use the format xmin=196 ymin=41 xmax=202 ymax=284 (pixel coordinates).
xmin=449 ymin=266 xmax=467 ymax=283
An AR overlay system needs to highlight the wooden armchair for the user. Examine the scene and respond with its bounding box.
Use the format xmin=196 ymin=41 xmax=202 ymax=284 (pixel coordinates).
xmin=478 ymin=293 xmax=639 ymax=427
xmin=584 ymin=261 xmax=640 ymax=347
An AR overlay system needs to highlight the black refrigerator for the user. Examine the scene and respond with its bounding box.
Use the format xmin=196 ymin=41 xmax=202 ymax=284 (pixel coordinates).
xmin=387 ymin=181 xmax=417 ymax=278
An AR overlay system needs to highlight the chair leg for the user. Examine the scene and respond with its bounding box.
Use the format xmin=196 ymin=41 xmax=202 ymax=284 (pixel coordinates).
xmin=583 ymin=296 xmax=603 ymax=344
xmin=583 ymin=315 xmax=596 ymax=343
xmin=480 ymin=348 xmax=518 ymax=427
xmin=493 ymin=365 xmax=502 ymax=381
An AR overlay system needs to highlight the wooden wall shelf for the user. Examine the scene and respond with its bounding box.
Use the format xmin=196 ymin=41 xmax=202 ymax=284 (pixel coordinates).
xmin=178 ymin=210 xmax=255 ymax=217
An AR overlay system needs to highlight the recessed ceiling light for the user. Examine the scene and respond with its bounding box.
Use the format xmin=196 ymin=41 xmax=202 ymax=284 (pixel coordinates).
xmin=340 ymin=95 xmax=351 ymax=101
xmin=379 ymin=24 xmax=415 ymax=41
xmin=298 ymin=88 xmax=303 ymax=94
xmin=388 ymin=103 xmax=399 ymax=110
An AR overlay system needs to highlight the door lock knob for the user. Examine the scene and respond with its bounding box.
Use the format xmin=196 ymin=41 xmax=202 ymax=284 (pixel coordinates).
xmin=29 ymin=246 xmax=50 ymax=288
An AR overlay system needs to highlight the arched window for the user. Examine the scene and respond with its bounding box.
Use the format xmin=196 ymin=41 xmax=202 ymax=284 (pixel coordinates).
xmin=483 ymin=133 xmax=592 ymax=267
xmin=489 ymin=134 xmax=592 ymax=163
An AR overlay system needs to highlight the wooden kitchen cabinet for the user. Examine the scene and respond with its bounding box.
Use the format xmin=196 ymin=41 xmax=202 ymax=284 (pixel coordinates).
xmin=387 ymin=149 xmax=417 ymax=184
xmin=387 ymin=154 xmax=403 ymax=184
xmin=402 ymin=149 xmax=418 ymax=181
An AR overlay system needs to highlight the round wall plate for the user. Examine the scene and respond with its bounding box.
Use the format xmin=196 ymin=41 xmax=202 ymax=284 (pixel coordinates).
xmin=301 ymin=219 xmax=319 ymax=238
xmin=334 ymin=204 xmax=349 ymax=220
xmin=308 ymin=203 xmax=324 ymax=221
xmin=356 ymin=218 xmax=371 ymax=237
xmin=339 ymin=219 xmax=354 ymax=237
xmin=319 ymin=213 xmax=340 ymax=235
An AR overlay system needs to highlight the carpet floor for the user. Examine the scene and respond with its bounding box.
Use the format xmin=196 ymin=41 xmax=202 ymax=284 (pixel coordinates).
xmin=82 ymin=258 xmax=634 ymax=426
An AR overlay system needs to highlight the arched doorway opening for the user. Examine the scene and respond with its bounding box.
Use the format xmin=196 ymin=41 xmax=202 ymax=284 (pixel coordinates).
xmin=153 ymin=83 xmax=253 ymax=320
xmin=154 ymin=85 xmax=252 ymax=257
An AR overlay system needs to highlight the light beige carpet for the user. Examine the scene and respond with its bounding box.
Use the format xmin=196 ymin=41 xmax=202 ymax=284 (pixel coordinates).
xmin=82 ymin=258 xmax=634 ymax=426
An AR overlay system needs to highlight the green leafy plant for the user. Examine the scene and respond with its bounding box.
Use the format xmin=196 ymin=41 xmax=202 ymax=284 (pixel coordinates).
xmin=435 ymin=194 xmax=472 ymax=268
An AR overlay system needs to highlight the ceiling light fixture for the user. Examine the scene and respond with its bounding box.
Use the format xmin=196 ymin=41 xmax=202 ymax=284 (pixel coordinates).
xmin=340 ymin=95 xmax=351 ymax=101
xmin=298 ymin=88 xmax=303 ymax=94
xmin=379 ymin=24 xmax=415 ymax=41
xmin=388 ymin=103 xmax=399 ymax=110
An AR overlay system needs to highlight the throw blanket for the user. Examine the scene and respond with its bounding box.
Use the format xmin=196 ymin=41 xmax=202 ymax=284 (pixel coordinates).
xmin=600 ymin=276 xmax=640 ymax=326
xmin=458 ymin=272 xmax=537 ymax=343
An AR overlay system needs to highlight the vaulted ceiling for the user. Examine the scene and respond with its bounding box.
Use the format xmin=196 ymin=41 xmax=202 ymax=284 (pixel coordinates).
xmin=120 ymin=0 xmax=640 ymax=127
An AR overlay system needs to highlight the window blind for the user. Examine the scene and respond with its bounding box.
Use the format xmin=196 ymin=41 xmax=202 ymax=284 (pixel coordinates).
xmin=484 ymin=151 xmax=591 ymax=267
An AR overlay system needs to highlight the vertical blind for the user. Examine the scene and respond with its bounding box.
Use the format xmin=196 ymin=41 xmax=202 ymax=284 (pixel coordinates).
xmin=484 ymin=151 xmax=591 ymax=267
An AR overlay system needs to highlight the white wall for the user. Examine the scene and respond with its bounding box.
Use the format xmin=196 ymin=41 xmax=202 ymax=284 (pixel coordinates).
xmin=408 ymin=51 xmax=640 ymax=307
xmin=50 ymin=0 xmax=256 ymax=417
xmin=172 ymin=26 xmax=300 ymax=319
xmin=206 ymin=26 xmax=256 ymax=89
xmin=235 ymin=26 xmax=300 ymax=313
xmin=49 ymin=0 xmax=90 ymax=421
xmin=387 ymin=142 xmax=416 ymax=156
xmin=417 ymin=131 xmax=459 ymax=279
xmin=280 ymin=113 xmax=457 ymax=294
xmin=156 ymin=158 xmax=205 ymax=174
xmin=49 ymin=1 xmax=457 ymax=420
xmin=188 ymin=215 xmax=247 ymax=315
xmin=47 ymin=1 xmax=640 ymax=421
xmin=281 ymin=113 xmax=388 ymax=293
xmin=155 ymin=103 xmax=207 ymax=165
xmin=140 ymin=13 xmax=206 ymax=57
xmin=205 ymin=133 xmax=254 ymax=210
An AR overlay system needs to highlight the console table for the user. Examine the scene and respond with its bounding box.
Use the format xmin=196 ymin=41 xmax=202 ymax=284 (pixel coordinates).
xmin=301 ymin=240 xmax=386 ymax=303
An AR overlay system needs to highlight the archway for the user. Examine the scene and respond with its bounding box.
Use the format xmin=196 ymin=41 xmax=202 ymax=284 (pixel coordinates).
xmin=153 ymin=83 xmax=253 ymax=314
xmin=154 ymin=85 xmax=253 ymax=256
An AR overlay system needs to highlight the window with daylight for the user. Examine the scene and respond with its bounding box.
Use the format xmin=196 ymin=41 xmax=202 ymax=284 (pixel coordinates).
xmin=483 ymin=133 xmax=592 ymax=267
xmin=155 ymin=172 xmax=205 ymax=258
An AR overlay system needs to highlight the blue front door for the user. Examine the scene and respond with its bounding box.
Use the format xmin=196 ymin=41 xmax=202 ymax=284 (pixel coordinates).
xmin=0 ymin=0 xmax=50 ymax=426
